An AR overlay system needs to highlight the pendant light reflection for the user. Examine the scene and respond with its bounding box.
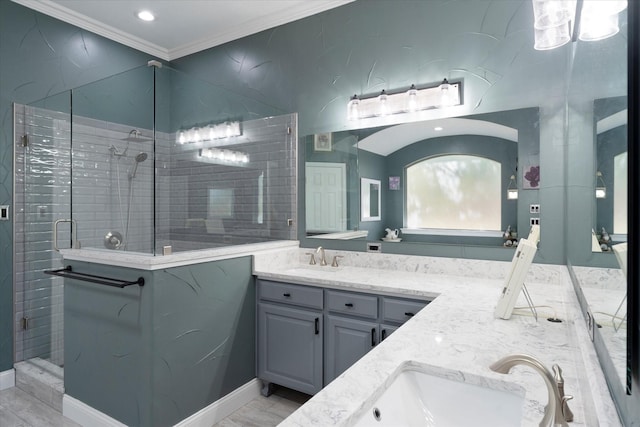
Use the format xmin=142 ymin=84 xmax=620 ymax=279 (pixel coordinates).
xmin=507 ymin=175 xmax=518 ymax=200
xmin=596 ymin=171 xmax=607 ymax=198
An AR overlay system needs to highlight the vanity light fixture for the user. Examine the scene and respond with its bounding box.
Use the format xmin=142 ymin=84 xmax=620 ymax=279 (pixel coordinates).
xmin=198 ymin=148 xmax=249 ymax=166
xmin=176 ymin=121 xmax=241 ymax=145
xmin=507 ymin=175 xmax=518 ymax=200
xmin=532 ymin=0 xmax=627 ymax=50
xmin=347 ymin=79 xmax=461 ymax=121
xmin=596 ymin=170 xmax=607 ymax=198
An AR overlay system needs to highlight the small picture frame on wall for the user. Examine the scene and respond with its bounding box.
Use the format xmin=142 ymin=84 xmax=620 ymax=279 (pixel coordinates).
xmin=314 ymin=133 xmax=332 ymax=152
xmin=389 ymin=176 xmax=400 ymax=190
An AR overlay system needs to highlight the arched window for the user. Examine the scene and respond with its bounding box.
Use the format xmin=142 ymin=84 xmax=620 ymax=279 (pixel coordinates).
xmin=406 ymin=154 xmax=502 ymax=231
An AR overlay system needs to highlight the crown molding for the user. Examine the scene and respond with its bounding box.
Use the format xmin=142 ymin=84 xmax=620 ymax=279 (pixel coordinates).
xmin=167 ymin=0 xmax=355 ymax=60
xmin=12 ymin=0 xmax=355 ymax=62
xmin=12 ymin=0 xmax=170 ymax=60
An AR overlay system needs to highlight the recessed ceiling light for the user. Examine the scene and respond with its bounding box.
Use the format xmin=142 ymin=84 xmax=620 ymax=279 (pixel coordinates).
xmin=434 ymin=126 xmax=444 ymax=131
xmin=137 ymin=10 xmax=155 ymax=22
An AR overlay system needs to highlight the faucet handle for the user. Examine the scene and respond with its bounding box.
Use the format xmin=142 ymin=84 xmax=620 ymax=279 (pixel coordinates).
xmin=561 ymin=395 xmax=574 ymax=422
xmin=305 ymin=252 xmax=317 ymax=265
xmin=331 ymin=255 xmax=344 ymax=268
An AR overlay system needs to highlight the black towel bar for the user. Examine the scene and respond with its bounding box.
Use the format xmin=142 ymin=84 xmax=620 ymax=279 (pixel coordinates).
xmin=44 ymin=266 xmax=144 ymax=288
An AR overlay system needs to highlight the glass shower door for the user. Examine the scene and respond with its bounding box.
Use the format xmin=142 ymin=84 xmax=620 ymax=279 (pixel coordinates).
xmin=14 ymin=100 xmax=72 ymax=368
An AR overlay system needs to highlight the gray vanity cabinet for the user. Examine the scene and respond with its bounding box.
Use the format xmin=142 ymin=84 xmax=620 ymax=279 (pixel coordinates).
xmin=257 ymin=280 xmax=324 ymax=396
xmin=257 ymin=279 xmax=431 ymax=395
xmin=323 ymin=291 xmax=429 ymax=384
xmin=324 ymin=316 xmax=380 ymax=384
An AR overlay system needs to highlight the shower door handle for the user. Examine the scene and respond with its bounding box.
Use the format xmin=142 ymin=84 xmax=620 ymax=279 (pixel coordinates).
xmin=53 ymin=219 xmax=77 ymax=252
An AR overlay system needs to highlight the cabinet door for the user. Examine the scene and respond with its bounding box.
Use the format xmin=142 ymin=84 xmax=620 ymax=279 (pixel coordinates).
xmin=258 ymin=303 xmax=323 ymax=395
xmin=380 ymin=324 xmax=399 ymax=342
xmin=324 ymin=315 xmax=378 ymax=384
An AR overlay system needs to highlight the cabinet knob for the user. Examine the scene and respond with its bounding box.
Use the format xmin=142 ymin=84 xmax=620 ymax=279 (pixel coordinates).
xmin=283 ymin=293 xmax=291 ymax=297
xmin=371 ymin=328 xmax=376 ymax=347
xmin=345 ymin=303 xmax=354 ymax=307
xmin=405 ymin=312 xmax=414 ymax=317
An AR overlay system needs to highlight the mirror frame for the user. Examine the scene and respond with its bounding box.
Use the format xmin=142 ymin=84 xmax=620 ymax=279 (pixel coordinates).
xmin=360 ymin=178 xmax=381 ymax=222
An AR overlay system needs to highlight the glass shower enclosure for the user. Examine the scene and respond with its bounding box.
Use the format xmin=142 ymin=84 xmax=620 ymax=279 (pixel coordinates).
xmin=13 ymin=63 xmax=297 ymax=369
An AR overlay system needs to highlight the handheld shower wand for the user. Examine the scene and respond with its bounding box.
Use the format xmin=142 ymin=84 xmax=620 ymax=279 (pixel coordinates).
xmin=128 ymin=152 xmax=148 ymax=179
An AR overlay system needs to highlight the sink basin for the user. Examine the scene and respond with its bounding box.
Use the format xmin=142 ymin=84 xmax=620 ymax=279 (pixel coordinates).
xmin=351 ymin=365 xmax=524 ymax=427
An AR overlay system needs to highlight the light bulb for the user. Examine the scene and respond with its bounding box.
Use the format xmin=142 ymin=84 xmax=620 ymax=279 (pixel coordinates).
xmin=407 ymin=84 xmax=418 ymax=112
xmin=177 ymin=131 xmax=186 ymax=145
xmin=347 ymin=94 xmax=360 ymax=120
xmin=378 ymin=90 xmax=388 ymax=116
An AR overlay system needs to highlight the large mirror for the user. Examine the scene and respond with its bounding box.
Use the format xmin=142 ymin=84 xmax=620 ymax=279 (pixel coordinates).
xmin=565 ymin=6 xmax=632 ymax=423
xmin=593 ymin=96 xmax=628 ymax=253
xmin=303 ymin=108 xmax=539 ymax=247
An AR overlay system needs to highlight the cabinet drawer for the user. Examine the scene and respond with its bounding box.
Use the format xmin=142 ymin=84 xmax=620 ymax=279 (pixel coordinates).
xmin=381 ymin=297 xmax=429 ymax=324
xmin=326 ymin=290 xmax=378 ymax=319
xmin=258 ymin=280 xmax=323 ymax=310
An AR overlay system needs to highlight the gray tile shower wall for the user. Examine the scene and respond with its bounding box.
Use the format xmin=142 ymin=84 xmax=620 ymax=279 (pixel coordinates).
xmin=14 ymin=104 xmax=69 ymax=365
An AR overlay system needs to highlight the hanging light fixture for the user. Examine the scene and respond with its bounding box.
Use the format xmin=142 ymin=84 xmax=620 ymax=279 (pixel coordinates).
xmin=531 ymin=0 xmax=627 ymax=50
xmin=596 ymin=171 xmax=607 ymax=198
xmin=507 ymin=175 xmax=518 ymax=200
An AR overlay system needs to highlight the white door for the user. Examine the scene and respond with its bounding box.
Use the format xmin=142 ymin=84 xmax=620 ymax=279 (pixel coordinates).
xmin=305 ymin=162 xmax=347 ymax=233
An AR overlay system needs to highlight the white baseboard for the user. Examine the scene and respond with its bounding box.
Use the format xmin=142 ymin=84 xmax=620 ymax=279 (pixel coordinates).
xmin=174 ymin=378 xmax=261 ymax=427
xmin=63 ymin=378 xmax=261 ymax=427
xmin=0 ymin=369 xmax=16 ymax=390
xmin=63 ymin=395 xmax=127 ymax=427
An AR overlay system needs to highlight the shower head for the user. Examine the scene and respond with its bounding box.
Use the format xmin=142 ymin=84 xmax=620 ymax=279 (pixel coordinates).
xmin=129 ymin=152 xmax=148 ymax=179
xmin=135 ymin=152 xmax=148 ymax=162
xmin=122 ymin=129 xmax=153 ymax=143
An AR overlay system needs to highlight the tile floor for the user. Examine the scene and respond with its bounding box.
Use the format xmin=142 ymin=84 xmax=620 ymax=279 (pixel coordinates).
xmin=0 ymin=387 xmax=80 ymax=427
xmin=0 ymin=384 xmax=308 ymax=427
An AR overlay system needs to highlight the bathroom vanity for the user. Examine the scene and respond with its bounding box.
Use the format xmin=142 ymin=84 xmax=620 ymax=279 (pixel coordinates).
xmin=252 ymin=246 xmax=621 ymax=427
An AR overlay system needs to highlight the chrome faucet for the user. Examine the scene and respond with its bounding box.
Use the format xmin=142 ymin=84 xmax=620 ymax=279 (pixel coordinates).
xmin=316 ymin=246 xmax=327 ymax=266
xmin=490 ymin=354 xmax=569 ymax=427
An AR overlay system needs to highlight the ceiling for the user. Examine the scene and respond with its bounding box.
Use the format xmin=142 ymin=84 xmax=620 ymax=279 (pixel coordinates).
xmin=12 ymin=0 xmax=354 ymax=61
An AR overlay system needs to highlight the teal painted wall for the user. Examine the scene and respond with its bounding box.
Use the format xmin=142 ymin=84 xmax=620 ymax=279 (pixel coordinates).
xmin=64 ymin=257 xmax=255 ymax=426
xmin=0 ymin=0 xmax=152 ymax=372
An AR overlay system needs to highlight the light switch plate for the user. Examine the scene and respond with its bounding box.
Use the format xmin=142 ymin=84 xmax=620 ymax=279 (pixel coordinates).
xmin=0 ymin=205 xmax=9 ymax=220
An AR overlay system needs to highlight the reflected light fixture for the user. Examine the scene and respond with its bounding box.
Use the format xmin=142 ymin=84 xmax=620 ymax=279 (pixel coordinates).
xmin=507 ymin=175 xmax=518 ymax=200
xmin=532 ymin=0 xmax=627 ymax=50
xmin=176 ymin=121 xmax=241 ymax=145
xmin=137 ymin=10 xmax=155 ymax=22
xmin=347 ymin=79 xmax=461 ymax=121
xmin=199 ymin=148 xmax=249 ymax=166
xmin=596 ymin=171 xmax=607 ymax=198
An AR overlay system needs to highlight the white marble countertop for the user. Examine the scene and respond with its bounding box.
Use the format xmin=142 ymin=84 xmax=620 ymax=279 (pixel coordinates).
xmin=253 ymin=247 xmax=620 ymax=427
xmin=60 ymin=240 xmax=298 ymax=270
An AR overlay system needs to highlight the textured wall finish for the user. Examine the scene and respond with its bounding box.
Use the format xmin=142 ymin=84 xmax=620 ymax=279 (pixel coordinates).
xmin=0 ymin=0 xmax=152 ymax=372
xmin=64 ymin=257 xmax=255 ymax=427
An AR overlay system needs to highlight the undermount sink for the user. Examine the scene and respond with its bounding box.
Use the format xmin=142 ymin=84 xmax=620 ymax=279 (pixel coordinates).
xmin=351 ymin=365 xmax=525 ymax=427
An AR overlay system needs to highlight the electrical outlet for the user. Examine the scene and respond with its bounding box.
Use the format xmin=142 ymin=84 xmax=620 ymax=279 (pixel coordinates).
xmin=529 ymin=204 xmax=540 ymax=214
xmin=530 ymin=217 xmax=540 ymax=226
xmin=367 ymin=242 xmax=382 ymax=252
